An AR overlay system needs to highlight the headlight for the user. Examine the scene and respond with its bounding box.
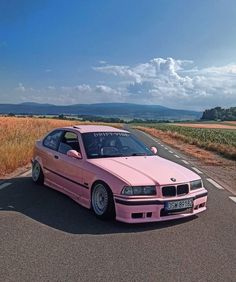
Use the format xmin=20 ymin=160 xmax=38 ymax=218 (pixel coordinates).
xmin=122 ymin=186 xmax=156 ymax=195
xmin=190 ymin=179 xmax=202 ymax=190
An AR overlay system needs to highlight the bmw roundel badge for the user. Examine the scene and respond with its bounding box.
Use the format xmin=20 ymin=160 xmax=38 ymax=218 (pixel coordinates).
xmin=171 ymin=177 xmax=176 ymax=182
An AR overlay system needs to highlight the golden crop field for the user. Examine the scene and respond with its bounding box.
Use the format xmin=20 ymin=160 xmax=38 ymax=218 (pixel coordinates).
xmin=0 ymin=117 xmax=121 ymax=177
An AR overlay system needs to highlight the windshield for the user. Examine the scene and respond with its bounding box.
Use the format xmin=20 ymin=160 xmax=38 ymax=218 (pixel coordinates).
xmin=82 ymin=132 xmax=153 ymax=159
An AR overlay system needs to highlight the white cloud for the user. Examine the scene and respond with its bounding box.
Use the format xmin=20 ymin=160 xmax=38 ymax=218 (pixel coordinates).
xmin=47 ymin=86 xmax=56 ymax=90
xmin=60 ymin=84 xmax=120 ymax=97
xmin=99 ymin=60 xmax=107 ymax=64
xmin=15 ymin=83 xmax=26 ymax=92
xmin=13 ymin=58 xmax=236 ymax=109
xmin=74 ymin=84 xmax=92 ymax=92
xmin=61 ymin=84 xmax=92 ymax=92
xmin=94 ymin=57 xmax=236 ymax=110
xmin=95 ymin=85 xmax=120 ymax=95
xmin=17 ymin=83 xmax=121 ymax=105
xmin=94 ymin=65 xmax=143 ymax=83
xmin=199 ymin=64 xmax=236 ymax=77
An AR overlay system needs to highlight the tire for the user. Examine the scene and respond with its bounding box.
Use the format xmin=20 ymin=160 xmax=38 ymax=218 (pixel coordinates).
xmin=91 ymin=182 xmax=115 ymax=220
xmin=32 ymin=161 xmax=44 ymax=185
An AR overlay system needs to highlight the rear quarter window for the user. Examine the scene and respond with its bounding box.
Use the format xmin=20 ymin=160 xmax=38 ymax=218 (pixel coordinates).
xmin=43 ymin=130 xmax=63 ymax=150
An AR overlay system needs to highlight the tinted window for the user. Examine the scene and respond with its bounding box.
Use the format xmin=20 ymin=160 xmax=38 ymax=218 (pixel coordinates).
xmin=82 ymin=132 xmax=153 ymax=159
xmin=58 ymin=131 xmax=81 ymax=154
xmin=43 ymin=130 xmax=63 ymax=150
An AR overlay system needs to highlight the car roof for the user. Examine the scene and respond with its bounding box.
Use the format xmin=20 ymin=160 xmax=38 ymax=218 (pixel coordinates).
xmin=61 ymin=125 xmax=129 ymax=134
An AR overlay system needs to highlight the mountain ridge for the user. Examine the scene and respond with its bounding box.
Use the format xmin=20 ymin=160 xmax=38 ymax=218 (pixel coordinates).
xmin=0 ymin=102 xmax=202 ymax=120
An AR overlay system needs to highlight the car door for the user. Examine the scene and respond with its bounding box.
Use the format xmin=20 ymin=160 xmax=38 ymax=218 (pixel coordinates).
xmin=55 ymin=130 xmax=85 ymax=199
xmin=42 ymin=129 xmax=64 ymax=190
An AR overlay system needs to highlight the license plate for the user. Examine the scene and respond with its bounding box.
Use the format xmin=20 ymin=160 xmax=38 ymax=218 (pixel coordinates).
xmin=165 ymin=199 xmax=193 ymax=211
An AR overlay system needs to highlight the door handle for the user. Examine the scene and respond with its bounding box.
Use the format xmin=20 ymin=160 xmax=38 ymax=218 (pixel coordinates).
xmin=54 ymin=155 xmax=59 ymax=159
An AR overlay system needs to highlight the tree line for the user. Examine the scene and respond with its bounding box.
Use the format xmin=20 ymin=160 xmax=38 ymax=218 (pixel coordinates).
xmin=201 ymin=107 xmax=236 ymax=121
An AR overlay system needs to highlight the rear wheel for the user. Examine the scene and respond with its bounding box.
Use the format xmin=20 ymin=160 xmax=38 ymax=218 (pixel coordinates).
xmin=32 ymin=161 xmax=44 ymax=185
xmin=91 ymin=182 xmax=115 ymax=219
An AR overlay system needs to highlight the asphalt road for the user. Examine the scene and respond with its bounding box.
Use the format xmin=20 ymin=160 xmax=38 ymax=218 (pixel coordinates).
xmin=1 ymin=128 xmax=236 ymax=282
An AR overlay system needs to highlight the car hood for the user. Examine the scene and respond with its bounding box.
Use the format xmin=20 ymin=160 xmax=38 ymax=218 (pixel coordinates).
xmin=89 ymin=156 xmax=200 ymax=186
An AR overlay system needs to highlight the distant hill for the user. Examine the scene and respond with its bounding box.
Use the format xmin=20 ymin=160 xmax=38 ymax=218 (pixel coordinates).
xmin=0 ymin=102 xmax=202 ymax=120
xmin=201 ymin=106 xmax=236 ymax=121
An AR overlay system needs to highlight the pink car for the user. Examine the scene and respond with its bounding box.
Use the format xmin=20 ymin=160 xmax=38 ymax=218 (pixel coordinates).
xmin=32 ymin=125 xmax=208 ymax=223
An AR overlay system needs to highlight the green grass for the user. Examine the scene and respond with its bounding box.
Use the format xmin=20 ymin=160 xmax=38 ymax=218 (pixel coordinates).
xmin=147 ymin=124 xmax=236 ymax=146
xmin=133 ymin=123 xmax=236 ymax=160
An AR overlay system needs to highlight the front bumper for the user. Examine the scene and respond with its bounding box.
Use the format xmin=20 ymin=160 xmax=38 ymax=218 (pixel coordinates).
xmin=114 ymin=189 xmax=208 ymax=223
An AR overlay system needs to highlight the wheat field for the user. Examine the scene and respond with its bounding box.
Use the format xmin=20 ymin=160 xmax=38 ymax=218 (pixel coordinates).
xmin=0 ymin=117 xmax=120 ymax=177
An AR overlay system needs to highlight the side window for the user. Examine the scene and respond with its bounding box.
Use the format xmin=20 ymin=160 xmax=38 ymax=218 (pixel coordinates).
xmin=58 ymin=131 xmax=81 ymax=154
xmin=43 ymin=130 xmax=63 ymax=150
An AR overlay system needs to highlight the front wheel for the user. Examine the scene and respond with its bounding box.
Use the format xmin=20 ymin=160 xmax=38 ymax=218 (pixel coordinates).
xmin=32 ymin=161 xmax=44 ymax=185
xmin=91 ymin=182 xmax=115 ymax=219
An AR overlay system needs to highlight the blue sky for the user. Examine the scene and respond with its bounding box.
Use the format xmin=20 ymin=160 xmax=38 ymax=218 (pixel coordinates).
xmin=0 ymin=0 xmax=236 ymax=110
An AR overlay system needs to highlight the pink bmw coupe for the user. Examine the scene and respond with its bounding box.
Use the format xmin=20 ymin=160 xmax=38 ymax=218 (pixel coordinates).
xmin=32 ymin=125 xmax=208 ymax=223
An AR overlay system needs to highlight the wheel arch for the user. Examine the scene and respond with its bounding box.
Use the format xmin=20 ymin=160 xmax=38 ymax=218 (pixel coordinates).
xmin=33 ymin=156 xmax=44 ymax=170
xmin=91 ymin=180 xmax=112 ymax=198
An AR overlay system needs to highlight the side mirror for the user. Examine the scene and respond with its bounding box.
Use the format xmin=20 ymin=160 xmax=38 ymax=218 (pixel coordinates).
xmin=150 ymin=146 xmax=158 ymax=155
xmin=67 ymin=150 xmax=82 ymax=159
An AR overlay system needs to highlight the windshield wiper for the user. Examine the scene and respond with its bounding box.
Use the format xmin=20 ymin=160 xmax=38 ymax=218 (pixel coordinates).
xmin=101 ymin=154 xmax=124 ymax=158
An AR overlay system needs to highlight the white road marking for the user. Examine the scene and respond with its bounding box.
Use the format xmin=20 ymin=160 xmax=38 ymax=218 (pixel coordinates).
xmin=191 ymin=167 xmax=203 ymax=174
xmin=19 ymin=170 xmax=31 ymax=177
xmin=169 ymin=150 xmax=173 ymax=153
xmin=206 ymin=178 xmax=224 ymax=190
xmin=0 ymin=182 xmax=11 ymax=190
xmin=174 ymin=154 xmax=180 ymax=158
xmin=164 ymin=147 xmax=168 ymax=150
xmin=229 ymin=197 xmax=236 ymax=204
xmin=182 ymin=160 xmax=189 ymax=165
